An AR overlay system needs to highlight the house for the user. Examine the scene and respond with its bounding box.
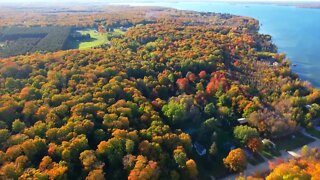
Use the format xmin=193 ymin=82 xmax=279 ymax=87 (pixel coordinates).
xmin=262 ymin=138 xmax=276 ymax=149
xmin=305 ymin=104 xmax=312 ymax=109
xmin=237 ymin=118 xmax=248 ymax=125
xmin=272 ymin=62 xmax=279 ymax=66
xmin=287 ymin=151 xmax=302 ymax=158
xmin=194 ymin=142 xmax=206 ymax=156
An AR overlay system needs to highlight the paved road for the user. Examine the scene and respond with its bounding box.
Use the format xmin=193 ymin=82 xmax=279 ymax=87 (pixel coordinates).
xmin=221 ymin=129 xmax=320 ymax=180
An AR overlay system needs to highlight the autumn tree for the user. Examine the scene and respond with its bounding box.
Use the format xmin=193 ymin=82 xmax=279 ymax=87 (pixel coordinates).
xmin=0 ymin=129 xmax=10 ymax=144
xmin=21 ymin=137 xmax=47 ymax=162
xmin=249 ymin=109 xmax=296 ymax=138
xmin=173 ymin=146 xmax=187 ymax=169
xmin=233 ymin=125 xmax=259 ymax=144
xmin=209 ymin=142 xmax=218 ymax=157
xmin=80 ymin=150 xmax=104 ymax=172
xmin=162 ymin=95 xmax=200 ymax=125
xmin=223 ymin=148 xmax=247 ymax=172
xmin=266 ymin=160 xmax=311 ymax=180
xmin=86 ymin=169 xmax=105 ymax=180
xmin=96 ymin=137 xmax=126 ymax=167
xmin=11 ymin=119 xmax=26 ymax=133
xmin=186 ymin=159 xmax=198 ymax=178
xmin=128 ymin=155 xmax=159 ymax=180
xmin=246 ymin=138 xmax=263 ymax=153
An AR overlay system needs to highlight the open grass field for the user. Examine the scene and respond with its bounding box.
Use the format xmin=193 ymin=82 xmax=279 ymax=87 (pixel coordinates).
xmin=69 ymin=28 xmax=125 ymax=49
xmin=0 ymin=27 xmax=125 ymax=57
xmin=77 ymin=30 xmax=109 ymax=49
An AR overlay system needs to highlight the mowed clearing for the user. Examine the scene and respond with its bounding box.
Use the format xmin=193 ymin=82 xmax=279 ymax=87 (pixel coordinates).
xmin=77 ymin=30 xmax=108 ymax=49
xmin=73 ymin=29 xmax=125 ymax=49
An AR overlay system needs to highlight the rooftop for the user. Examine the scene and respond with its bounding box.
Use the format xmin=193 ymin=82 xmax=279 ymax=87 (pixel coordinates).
xmin=194 ymin=142 xmax=207 ymax=156
xmin=287 ymin=151 xmax=302 ymax=158
xmin=237 ymin=118 xmax=248 ymax=124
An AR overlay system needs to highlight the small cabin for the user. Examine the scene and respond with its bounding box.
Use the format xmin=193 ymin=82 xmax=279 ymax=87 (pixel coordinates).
xmin=237 ymin=118 xmax=248 ymax=125
xmin=194 ymin=142 xmax=206 ymax=156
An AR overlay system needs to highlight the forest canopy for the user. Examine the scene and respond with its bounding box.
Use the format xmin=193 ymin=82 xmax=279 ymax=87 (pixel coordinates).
xmin=0 ymin=5 xmax=319 ymax=180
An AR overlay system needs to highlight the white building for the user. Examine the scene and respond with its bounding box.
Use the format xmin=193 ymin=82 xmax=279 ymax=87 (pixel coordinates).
xmin=237 ymin=118 xmax=248 ymax=125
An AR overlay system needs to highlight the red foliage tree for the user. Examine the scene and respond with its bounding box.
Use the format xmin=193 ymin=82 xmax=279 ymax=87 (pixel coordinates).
xmin=206 ymin=72 xmax=228 ymax=94
xmin=199 ymin=71 xmax=207 ymax=79
xmin=176 ymin=78 xmax=189 ymax=92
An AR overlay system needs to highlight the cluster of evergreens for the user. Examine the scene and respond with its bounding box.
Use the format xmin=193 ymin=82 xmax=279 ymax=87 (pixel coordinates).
xmin=0 ymin=26 xmax=71 ymax=57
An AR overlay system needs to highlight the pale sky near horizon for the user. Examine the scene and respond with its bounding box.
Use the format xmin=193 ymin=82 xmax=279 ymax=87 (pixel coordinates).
xmin=1 ymin=0 xmax=320 ymax=3
xmin=1 ymin=0 xmax=320 ymax=6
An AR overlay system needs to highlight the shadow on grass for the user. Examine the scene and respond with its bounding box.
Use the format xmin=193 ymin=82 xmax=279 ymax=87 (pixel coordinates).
xmin=261 ymin=148 xmax=281 ymax=159
xmin=306 ymin=128 xmax=320 ymax=139
xmin=248 ymin=153 xmax=265 ymax=165
xmin=66 ymin=37 xmax=98 ymax=49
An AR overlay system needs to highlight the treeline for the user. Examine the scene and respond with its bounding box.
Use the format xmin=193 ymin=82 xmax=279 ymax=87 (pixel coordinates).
xmin=0 ymin=6 xmax=258 ymax=31
xmin=0 ymin=26 xmax=71 ymax=57
xmin=0 ymin=7 xmax=319 ymax=180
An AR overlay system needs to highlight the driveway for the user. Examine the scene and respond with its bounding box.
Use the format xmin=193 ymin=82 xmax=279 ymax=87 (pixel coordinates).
xmin=221 ymin=129 xmax=320 ymax=180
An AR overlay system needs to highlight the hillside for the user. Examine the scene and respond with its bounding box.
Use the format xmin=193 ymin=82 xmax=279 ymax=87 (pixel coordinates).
xmin=0 ymin=6 xmax=320 ymax=179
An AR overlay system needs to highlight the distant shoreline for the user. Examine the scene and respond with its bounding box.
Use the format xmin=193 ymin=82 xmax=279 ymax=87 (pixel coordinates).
xmin=295 ymin=3 xmax=320 ymax=9
xmin=1 ymin=1 xmax=320 ymax=10
xmin=195 ymin=1 xmax=320 ymax=9
xmin=109 ymin=1 xmax=320 ymax=9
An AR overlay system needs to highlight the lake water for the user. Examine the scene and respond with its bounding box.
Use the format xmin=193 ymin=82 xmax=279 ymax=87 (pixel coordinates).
xmin=114 ymin=2 xmax=320 ymax=87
